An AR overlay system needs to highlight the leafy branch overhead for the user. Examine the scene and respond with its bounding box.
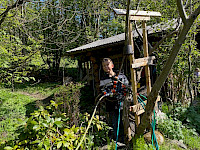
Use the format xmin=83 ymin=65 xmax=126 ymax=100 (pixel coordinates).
xmin=0 ymin=0 xmax=26 ymax=27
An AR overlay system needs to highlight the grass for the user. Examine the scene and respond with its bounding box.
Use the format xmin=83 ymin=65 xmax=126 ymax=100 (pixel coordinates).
xmin=0 ymin=89 xmax=36 ymax=142
xmin=182 ymin=127 xmax=200 ymax=149
xmin=14 ymin=82 xmax=59 ymax=96
xmin=0 ymin=82 xmax=60 ymax=143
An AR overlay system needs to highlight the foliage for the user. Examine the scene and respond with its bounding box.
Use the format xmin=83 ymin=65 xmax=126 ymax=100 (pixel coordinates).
xmin=170 ymin=103 xmax=200 ymax=133
xmin=182 ymin=127 xmax=200 ymax=149
xmin=54 ymin=83 xmax=83 ymax=127
xmin=0 ymin=82 xmax=111 ymax=149
xmin=132 ymin=135 xmax=154 ymax=150
xmin=1 ymin=100 xmax=110 ymax=149
xmin=158 ymin=101 xmax=200 ymax=149
xmin=0 ymin=89 xmax=37 ymax=143
xmin=157 ymin=115 xmax=184 ymax=140
xmin=4 ymin=102 xmax=81 ymax=150
xmin=0 ymin=30 xmax=41 ymax=87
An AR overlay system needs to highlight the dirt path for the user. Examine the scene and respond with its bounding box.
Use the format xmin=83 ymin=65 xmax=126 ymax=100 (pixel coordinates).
xmin=19 ymin=91 xmax=48 ymax=100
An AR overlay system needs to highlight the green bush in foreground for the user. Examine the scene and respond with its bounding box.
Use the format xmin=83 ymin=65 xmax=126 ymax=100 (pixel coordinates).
xmin=157 ymin=103 xmax=200 ymax=150
xmin=2 ymin=100 xmax=110 ymax=150
xmin=1 ymin=83 xmax=110 ymax=149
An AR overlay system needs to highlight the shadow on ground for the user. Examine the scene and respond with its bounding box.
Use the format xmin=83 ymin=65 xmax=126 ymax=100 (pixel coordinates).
xmin=25 ymin=94 xmax=54 ymax=116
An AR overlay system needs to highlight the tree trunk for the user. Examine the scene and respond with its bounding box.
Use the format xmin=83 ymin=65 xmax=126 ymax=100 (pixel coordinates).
xmin=136 ymin=4 xmax=200 ymax=136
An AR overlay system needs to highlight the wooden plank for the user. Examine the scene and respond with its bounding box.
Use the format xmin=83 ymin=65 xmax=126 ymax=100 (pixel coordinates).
xmin=131 ymin=100 xmax=147 ymax=112
xmin=128 ymin=22 xmax=140 ymax=126
xmin=131 ymin=96 xmax=160 ymax=112
xmin=113 ymin=9 xmax=161 ymax=17
xmin=134 ymin=56 xmax=156 ymax=64
xmin=136 ymin=109 xmax=145 ymax=116
xmin=130 ymin=95 xmax=161 ymax=115
xmin=143 ymin=21 xmax=152 ymax=95
xmin=132 ymin=56 xmax=155 ymax=68
xmin=130 ymin=16 xmax=150 ymax=21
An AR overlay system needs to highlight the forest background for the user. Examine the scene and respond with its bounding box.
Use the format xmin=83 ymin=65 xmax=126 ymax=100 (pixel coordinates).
xmin=0 ymin=0 xmax=200 ymax=149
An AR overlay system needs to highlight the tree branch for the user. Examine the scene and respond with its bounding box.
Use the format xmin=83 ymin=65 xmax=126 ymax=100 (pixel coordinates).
xmin=149 ymin=30 xmax=179 ymax=55
xmin=177 ymin=0 xmax=188 ymax=24
xmin=136 ymin=3 xmax=200 ymax=136
xmin=0 ymin=0 xmax=25 ymax=27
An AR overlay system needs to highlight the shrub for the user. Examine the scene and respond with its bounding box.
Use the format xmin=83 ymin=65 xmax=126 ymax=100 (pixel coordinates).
xmin=1 ymin=83 xmax=111 ymax=149
xmin=2 ymin=101 xmax=110 ymax=149
xmin=54 ymin=83 xmax=83 ymax=127
xmin=157 ymin=116 xmax=184 ymax=140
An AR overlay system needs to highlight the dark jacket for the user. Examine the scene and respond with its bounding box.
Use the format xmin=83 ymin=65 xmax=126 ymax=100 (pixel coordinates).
xmin=100 ymin=73 xmax=129 ymax=112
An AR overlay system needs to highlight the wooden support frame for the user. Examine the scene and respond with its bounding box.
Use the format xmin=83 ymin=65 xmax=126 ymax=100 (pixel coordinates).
xmin=132 ymin=56 xmax=155 ymax=68
xmin=130 ymin=16 xmax=150 ymax=21
xmin=128 ymin=22 xmax=140 ymax=126
xmin=113 ymin=7 xmax=161 ymax=139
xmin=113 ymin=8 xmax=161 ymax=18
xmin=142 ymin=21 xmax=152 ymax=95
xmin=130 ymin=96 xmax=161 ymax=116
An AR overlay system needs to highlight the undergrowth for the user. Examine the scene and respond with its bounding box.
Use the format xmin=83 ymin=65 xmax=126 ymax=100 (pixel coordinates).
xmin=0 ymin=82 xmax=111 ymax=149
xmin=0 ymin=81 xmax=200 ymax=149
xmin=157 ymin=100 xmax=200 ymax=150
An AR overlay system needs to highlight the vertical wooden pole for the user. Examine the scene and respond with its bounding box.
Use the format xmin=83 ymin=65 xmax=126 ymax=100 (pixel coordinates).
xmin=78 ymin=60 xmax=83 ymax=80
xmin=123 ymin=0 xmax=131 ymax=143
xmin=142 ymin=21 xmax=154 ymax=143
xmin=129 ymin=22 xmax=140 ymax=126
xmin=142 ymin=21 xmax=151 ymax=95
xmin=86 ymin=61 xmax=90 ymax=85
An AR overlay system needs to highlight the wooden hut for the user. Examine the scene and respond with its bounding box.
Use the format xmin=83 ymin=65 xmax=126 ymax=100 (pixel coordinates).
xmin=65 ymin=20 xmax=180 ymax=96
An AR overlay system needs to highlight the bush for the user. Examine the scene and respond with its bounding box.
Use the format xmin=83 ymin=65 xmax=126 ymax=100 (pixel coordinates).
xmin=157 ymin=116 xmax=184 ymax=140
xmin=1 ymin=83 xmax=111 ymax=149
xmin=54 ymin=83 xmax=83 ymax=127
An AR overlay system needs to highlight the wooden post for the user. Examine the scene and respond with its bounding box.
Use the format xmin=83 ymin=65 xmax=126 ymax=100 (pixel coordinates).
xmin=129 ymin=22 xmax=140 ymax=126
xmin=78 ymin=60 xmax=83 ymax=80
xmin=86 ymin=61 xmax=90 ymax=85
xmin=90 ymin=56 xmax=100 ymax=96
xmin=142 ymin=21 xmax=152 ymax=95
xmin=123 ymin=0 xmax=131 ymax=143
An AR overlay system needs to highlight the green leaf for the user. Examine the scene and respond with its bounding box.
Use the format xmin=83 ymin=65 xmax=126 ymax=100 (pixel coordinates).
xmin=96 ymin=124 xmax=102 ymax=131
xmin=4 ymin=146 xmax=13 ymax=150
xmin=33 ymin=125 xmax=40 ymax=130
xmin=31 ymin=140 xmax=40 ymax=144
xmin=63 ymin=141 xmax=70 ymax=147
xmin=42 ymin=123 xmax=48 ymax=127
xmin=55 ymin=117 xmax=61 ymax=122
xmin=54 ymin=121 xmax=63 ymax=127
xmin=31 ymin=120 xmax=38 ymax=125
xmin=57 ymin=141 xmax=62 ymax=149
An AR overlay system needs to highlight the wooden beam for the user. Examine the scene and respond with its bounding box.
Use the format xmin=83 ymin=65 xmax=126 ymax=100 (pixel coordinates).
xmin=142 ymin=21 xmax=152 ymax=95
xmin=136 ymin=109 xmax=145 ymax=116
xmin=123 ymin=0 xmax=132 ymax=142
xmin=130 ymin=16 xmax=150 ymax=21
xmin=132 ymin=56 xmax=155 ymax=68
xmin=113 ymin=9 xmax=161 ymax=17
xmin=131 ymin=100 xmax=147 ymax=112
xmin=130 ymin=96 xmax=161 ymax=115
xmin=128 ymin=22 xmax=140 ymax=126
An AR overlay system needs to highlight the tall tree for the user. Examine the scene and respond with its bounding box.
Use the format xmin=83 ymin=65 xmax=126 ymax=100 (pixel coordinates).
xmin=136 ymin=0 xmax=200 ymax=135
